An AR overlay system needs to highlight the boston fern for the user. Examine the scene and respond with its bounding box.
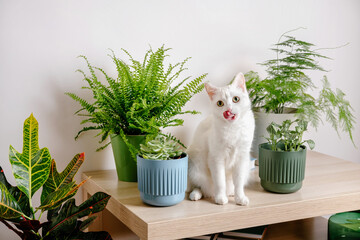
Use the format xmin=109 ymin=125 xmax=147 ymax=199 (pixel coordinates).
xmin=245 ymin=29 xmax=356 ymax=143
xmin=66 ymin=46 xmax=207 ymax=153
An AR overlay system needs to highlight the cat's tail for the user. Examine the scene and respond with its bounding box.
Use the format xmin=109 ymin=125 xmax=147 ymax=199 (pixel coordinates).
xmin=189 ymin=188 xmax=203 ymax=201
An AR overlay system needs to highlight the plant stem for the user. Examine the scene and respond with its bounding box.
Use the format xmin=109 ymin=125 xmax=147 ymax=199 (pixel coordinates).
xmin=313 ymin=42 xmax=350 ymax=52
xmin=29 ymin=197 xmax=35 ymax=220
xmin=275 ymin=27 xmax=307 ymax=75
xmin=38 ymin=210 xmax=44 ymax=221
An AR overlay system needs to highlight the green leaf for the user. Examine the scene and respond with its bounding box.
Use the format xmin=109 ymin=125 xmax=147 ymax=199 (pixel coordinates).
xmin=9 ymin=114 xmax=52 ymax=199
xmin=0 ymin=182 xmax=24 ymax=220
xmin=0 ymin=167 xmax=31 ymax=221
xmin=339 ymin=220 xmax=360 ymax=232
xmin=15 ymin=219 xmax=41 ymax=233
xmin=266 ymin=123 xmax=277 ymax=136
xmin=304 ymin=140 xmax=315 ymax=150
xmin=13 ymin=219 xmax=42 ymax=239
xmin=43 ymin=192 xmax=110 ymax=238
xmin=38 ymin=179 xmax=87 ymax=211
xmin=79 ymin=216 xmax=97 ymax=231
xmin=41 ymin=153 xmax=85 ymax=204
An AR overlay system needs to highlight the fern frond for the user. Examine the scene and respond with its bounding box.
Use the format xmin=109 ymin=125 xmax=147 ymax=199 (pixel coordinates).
xmin=75 ymin=126 xmax=102 ymax=140
xmin=65 ymin=92 xmax=95 ymax=113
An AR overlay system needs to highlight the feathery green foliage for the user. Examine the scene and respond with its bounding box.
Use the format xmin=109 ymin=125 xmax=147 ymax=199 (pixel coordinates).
xmin=139 ymin=135 xmax=183 ymax=160
xmin=67 ymin=46 xmax=207 ymax=153
xmin=245 ymin=29 xmax=355 ymax=144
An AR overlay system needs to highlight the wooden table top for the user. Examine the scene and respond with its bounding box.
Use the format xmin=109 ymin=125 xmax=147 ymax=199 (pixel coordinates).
xmin=82 ymin=151 xmax=360 ymax=240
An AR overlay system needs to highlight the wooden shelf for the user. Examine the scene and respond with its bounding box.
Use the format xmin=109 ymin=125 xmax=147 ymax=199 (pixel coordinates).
xmin=82 ymin=151 xmax=360 ymax=240
xmin=265 ymin=217 xmax=328 ymax=240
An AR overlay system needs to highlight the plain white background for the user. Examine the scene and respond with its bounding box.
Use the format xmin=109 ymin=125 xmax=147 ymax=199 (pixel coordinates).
xmin=0 ymin=0 xmax=359 ymax=238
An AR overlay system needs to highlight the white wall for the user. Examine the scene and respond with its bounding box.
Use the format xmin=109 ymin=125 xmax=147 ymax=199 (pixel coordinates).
xmin=0 ymin=0 xmax=359 ymax=238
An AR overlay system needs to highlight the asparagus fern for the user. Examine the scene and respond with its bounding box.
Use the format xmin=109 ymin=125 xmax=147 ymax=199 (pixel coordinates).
xmin=245 ymin=29 xmax=356 ymax=144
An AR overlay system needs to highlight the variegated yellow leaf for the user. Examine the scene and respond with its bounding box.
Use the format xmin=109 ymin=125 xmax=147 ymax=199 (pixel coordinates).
xmin=38 ymin=178 xmax=88 ymax=211
xmin=41 ymin=153 xmax=85 ymax=204
xmin=9 ymin=114 xmax=52 ymax=199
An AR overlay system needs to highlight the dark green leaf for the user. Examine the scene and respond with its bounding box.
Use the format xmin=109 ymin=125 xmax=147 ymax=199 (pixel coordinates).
xmin=43 ymin=192 xmax=110 ymax=238
xmin=79 ymin=216 xmax=97 ymax=231
xmin=0 ymin=167 xmax=31 ymax=221
xmin=0 ymin=182 xmax=24 ymax=220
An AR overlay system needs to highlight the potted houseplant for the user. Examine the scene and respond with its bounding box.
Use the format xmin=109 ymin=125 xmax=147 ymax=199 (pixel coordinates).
xmin=328 ymin=211 xmax=360 ymax=239
xmin=66 ymin=46 xmax=206 ymax=182
xmin=137 ymin=135 xmax=188 ymax=207
xmin=0 ymin=114 xmax=111 ymax=239
xmin=245 ymin=28 xmax=355 ymax=156
xmin=258 ymin=119 xmax=315 ymax=193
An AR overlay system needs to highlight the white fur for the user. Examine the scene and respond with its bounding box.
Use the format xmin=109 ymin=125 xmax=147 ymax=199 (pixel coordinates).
xmin=187 ymin=72 xmax=255 ymax=205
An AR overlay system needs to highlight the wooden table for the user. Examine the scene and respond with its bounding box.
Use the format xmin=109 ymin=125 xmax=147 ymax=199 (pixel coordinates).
xmin=82 ymin=151 xmax=360 ymax=240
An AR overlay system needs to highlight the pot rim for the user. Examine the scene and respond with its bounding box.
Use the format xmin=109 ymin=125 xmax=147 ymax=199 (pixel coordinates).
xmin=253 ymin=107 xmax=298 ymax=114
xmin=110 ymin=133 xmax=146 ymax=139
xmin=259 ymin=142 xmax=307 ymax=152
xmin=137 ymin=152 xmax=188 ymax=161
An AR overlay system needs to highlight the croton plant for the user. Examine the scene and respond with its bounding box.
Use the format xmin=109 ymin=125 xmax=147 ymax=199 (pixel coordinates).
xmin=0 ymin=114 xmax=112 ymax=239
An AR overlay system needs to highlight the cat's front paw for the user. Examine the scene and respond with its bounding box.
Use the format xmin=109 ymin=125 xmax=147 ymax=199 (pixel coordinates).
xmin=189 ymin=189 xmax=202 ymax=201
xmin=214 ymin=194 xmax=228 ymax=205
xmin=235 ymin=195 xmax=249 ymax=206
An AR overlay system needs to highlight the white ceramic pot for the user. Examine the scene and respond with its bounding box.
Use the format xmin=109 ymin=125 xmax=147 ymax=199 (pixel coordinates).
xmin=252 ymin=108 xmax=297 ymax=158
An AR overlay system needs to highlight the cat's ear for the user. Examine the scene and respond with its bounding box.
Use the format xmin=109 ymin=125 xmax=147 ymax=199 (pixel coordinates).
xmin=231 ymin=72 xmax=246 ymax=92
xmin=205 ymin=82 xmax=217 ymax=100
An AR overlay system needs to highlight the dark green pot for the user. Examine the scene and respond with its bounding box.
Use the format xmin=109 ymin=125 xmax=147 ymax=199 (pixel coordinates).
xmin=328 ymin=212 xmax=360 ymax=240
xmin=258 ymin=143 xmax=306 ymax=193
xmin=110 ymin=134 xmax=145 ymax=182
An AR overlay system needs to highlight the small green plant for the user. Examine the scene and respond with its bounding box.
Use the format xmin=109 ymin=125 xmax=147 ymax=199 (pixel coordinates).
xmin=139 ymin=135 xmax=183 ymax=160
xmin=66 ymin=46 xmax=207 ymax=156
xmin=0 ymin=114 xmax=111 ymax=239
xmin=245 ymin=28 xmax=355 ymax=144
xmin=265 ymin=119 xmax=315 ymax=152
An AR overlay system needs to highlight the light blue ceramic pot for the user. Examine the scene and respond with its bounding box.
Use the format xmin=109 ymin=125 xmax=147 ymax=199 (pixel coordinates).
xmin=137 ymin=153 xmax=188 ymax=207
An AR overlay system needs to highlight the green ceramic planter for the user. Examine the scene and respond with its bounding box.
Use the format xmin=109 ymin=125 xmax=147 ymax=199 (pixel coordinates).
xmin=258 ymin=143 xmax=306 ymax=193
xmin=328 ymin=212 xmax=360 ymax=240
xmin=110 ymin=134 xmax=145 ymax=182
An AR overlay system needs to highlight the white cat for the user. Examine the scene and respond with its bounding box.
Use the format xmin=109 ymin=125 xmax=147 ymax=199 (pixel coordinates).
xmin=187 ymin=72 xmax=255 ymax=205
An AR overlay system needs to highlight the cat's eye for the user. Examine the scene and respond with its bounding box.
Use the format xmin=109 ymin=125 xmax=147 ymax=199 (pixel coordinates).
xmin=217 ymin=100 xmax=224 ymax=107
xmin=232 ymin=96 xmax=240 ymax=103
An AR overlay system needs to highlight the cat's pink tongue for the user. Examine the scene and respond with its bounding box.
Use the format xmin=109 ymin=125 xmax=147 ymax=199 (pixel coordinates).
xmin=223 ymin=110 xmax=236 ymax=120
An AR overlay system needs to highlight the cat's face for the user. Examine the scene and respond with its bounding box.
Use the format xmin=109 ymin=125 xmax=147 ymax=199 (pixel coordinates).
xmin=205 ymin=72 xmax=251 ymax=123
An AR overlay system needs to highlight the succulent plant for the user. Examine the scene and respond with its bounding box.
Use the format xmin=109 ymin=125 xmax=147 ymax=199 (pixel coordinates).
xmin=139 ymin=135 xmax=183 ymax=160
